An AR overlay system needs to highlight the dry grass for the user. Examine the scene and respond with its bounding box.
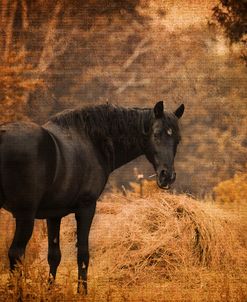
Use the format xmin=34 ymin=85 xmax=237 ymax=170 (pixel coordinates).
xmin=0 ymin=186 xmax=246 ymax=301
xmin=213 ymin=172 xmax=247 ymax=204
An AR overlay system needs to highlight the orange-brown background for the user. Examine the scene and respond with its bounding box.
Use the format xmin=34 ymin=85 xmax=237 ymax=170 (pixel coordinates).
xmin=0 ymin=0 xmax=246 ymax=196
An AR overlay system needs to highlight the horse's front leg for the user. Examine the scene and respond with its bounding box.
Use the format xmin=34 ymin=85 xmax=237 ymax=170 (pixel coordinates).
xmin=8 ymin=217 xmax=34 ymax=271
xmin=47 ymin=217 xmax=61 ymax=283
xmin=76 ymin=202 xmax=96 ymax=294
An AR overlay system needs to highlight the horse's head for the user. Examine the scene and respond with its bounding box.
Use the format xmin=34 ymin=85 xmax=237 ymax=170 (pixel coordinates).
xmin=145 ymin=101 xmax=184 ymax=189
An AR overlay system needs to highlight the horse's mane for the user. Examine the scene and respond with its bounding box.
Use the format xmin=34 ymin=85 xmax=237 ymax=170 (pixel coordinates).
xmin=50 ymin=104 xmax=152 ymax=143
xmin=49 ymin=103 xmax=180 ymax=145
xmin=49 ymin=103 xmax=180 ymax=169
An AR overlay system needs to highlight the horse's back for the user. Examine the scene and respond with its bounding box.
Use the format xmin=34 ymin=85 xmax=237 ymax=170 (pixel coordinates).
xmin=0 ymin=122 xmax=56 ymax=217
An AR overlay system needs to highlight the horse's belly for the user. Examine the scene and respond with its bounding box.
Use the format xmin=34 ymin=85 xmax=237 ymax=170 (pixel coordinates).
xmin=37 ymin=184 xmax=80 ymax=217
xmin=35 ymin=207 xmax=75 ymax=219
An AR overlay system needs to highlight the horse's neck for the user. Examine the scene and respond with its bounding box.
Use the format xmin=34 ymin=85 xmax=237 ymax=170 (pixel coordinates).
xmin=109 ymin=109 xmax=151 ymax=171
xmin=111 ymin=138 xmax=143 ymax=170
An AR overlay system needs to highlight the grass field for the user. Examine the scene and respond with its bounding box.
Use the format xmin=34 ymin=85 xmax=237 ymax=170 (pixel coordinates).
xmin=0 ymin=183 xmax=246 ymax=301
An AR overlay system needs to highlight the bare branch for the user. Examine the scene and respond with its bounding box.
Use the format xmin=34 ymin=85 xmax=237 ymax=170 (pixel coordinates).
xmin=37 ymin=2 xmax=62 ymax=73
xmin=115 ymin=74 xmax=136 ymax=94
xmin=36 ymin=3 xmax=77 ymax=75
xmin=122 ymin=37 xmax=151 ymax=71
xmin=4 ymin=0 xmax=17 ymax=61
xmin=113 ymin=73 xmax=150 ymax=94
xmin=21 ymin=0 xmax=29 ymax=30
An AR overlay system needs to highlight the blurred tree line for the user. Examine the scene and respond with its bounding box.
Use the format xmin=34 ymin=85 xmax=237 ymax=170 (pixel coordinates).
xmin=0 ymin=0 xmax=246 ymax=195
xmin=0 ymin=0 xmax=143 ymax=123
xmin=213 ymin=0 xmax=247 ymax=63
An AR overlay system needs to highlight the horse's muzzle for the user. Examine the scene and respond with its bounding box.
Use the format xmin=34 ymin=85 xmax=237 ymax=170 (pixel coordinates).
xmin=156 ymin=169 xmax=176 ymax=190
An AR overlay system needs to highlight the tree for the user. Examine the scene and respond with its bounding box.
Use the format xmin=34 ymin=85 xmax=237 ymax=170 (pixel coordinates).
xmin=0 ymin=0 xmax=144 ymax=123
xmin=212 ymin=0 xmax=247 ymax=62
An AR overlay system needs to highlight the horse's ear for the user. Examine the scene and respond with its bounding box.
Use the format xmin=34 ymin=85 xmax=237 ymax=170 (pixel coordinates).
xmin=154 ymin=101 xmax=164 ymax=118
xmin=174 ymin=104 xmax=184 ymax=119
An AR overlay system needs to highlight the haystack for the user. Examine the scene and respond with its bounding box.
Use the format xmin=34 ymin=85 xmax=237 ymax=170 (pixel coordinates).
xmin=92 ymin=186 xmax=245 ymax=285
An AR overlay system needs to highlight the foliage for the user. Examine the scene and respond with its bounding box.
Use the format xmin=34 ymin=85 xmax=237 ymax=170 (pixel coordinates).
xmin=0 ymin=1 xmax=246 ymax=195
xmin=0 ymin=0 xmax=144 ymax=123
xmin=213 ymin=172 xmax=247 ymax=203
xmin=0 ymin=53 xmax=41 ymax=124
xmin=213 ymin=0 xmax=247 ymax=62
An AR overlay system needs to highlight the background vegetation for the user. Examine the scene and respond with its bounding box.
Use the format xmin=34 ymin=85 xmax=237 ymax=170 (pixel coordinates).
xmin=0 ymin=0 xmax=246 ymax=195
xmin=213 ymin=0 xmax=247 ymax=62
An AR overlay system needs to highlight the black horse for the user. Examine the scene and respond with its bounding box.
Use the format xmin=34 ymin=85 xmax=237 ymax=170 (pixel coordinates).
xmin=0 ymin=101 xmax=184 ymax=293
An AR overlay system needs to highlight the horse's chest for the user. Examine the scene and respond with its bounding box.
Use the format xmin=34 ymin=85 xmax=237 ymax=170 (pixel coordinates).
xmin=48 ymin=149 xmax=106 ymax=204
xmin=76 ymin=158 xmax=107 ymax=198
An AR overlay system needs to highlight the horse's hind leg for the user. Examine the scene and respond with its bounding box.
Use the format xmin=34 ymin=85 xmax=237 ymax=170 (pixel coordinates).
xmin=47 ymin=217 xmax=61 ymax=282
xmin=8 ymin=217 xmax=34 ymax=270
xmin=76 ymin=202 xmax=96 ymax=294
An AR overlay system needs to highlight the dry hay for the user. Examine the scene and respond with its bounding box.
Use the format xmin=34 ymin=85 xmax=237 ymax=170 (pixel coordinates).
xmin=92 ymin=190 xmax=246 ymax=286
xmin=0 ymin=188 xmax=246 ymax=301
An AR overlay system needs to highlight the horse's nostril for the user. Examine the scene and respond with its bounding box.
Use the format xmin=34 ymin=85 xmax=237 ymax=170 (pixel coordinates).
xmin=160 ymin=169 xmax=168 ymax=178
xmin=160 ymin=170 xmax=176 ymax=182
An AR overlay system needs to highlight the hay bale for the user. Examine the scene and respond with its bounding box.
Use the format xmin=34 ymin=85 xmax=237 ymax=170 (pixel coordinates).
xmin=92 ymin=191 xmax=245 ymax=284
